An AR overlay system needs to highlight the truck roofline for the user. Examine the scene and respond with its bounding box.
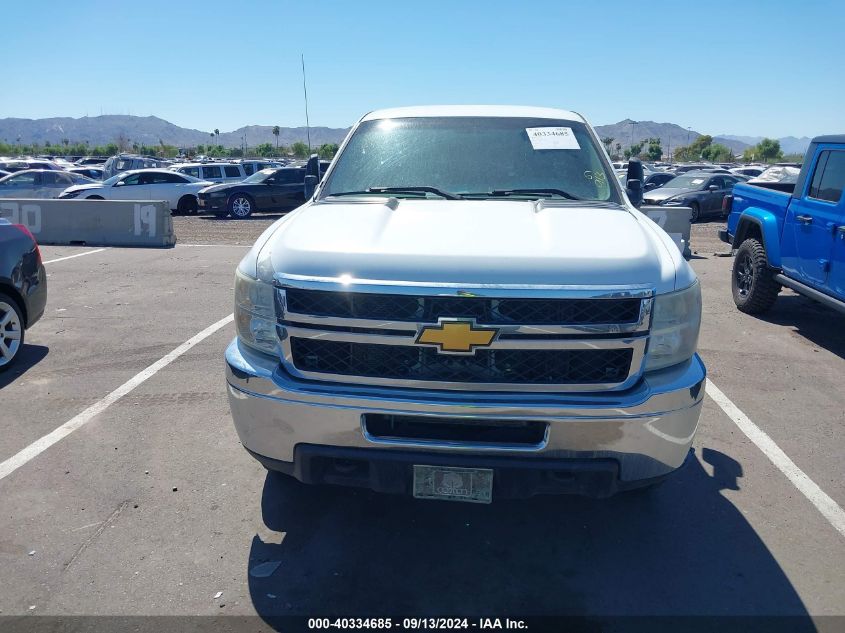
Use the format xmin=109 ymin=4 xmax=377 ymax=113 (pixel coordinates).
xmin=360 ymin=105 xmax=586 ymax=123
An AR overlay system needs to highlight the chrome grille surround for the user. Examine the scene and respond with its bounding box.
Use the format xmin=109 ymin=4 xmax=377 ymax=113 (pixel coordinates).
xmin=274 ymin=273 xmax=653 ymax=393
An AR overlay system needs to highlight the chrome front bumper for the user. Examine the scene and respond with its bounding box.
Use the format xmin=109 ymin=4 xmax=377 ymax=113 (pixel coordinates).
xmin=225 ymin=339 xmax=706 ymax=484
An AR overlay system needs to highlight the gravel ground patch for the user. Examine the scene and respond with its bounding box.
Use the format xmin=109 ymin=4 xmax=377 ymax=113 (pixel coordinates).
xmin=173 ymin=213 xmax=283 ymax=245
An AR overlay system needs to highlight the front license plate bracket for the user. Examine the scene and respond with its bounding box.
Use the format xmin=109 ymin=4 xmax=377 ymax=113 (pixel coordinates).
xmin=412 ymin=465 xmax=493 ymax=504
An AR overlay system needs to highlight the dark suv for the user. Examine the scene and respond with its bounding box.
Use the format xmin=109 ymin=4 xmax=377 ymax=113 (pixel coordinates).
xmin=0 ymin=219 xmax=47 ymax=371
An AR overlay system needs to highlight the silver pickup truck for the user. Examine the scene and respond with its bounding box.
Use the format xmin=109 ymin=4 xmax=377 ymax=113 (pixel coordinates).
xmin=225 ymin=106 xmax=705 ymax=502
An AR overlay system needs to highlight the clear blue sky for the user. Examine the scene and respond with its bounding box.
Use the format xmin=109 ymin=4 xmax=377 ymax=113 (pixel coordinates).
xmin=4 ymin=0 xmax=843 ymax=138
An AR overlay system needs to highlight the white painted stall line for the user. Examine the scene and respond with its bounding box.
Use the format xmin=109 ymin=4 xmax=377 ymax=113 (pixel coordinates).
xmin=0 ymin=314 xmax=234 ymax=482
xmin=43 ymin=248 xmax=108 ymax=264
xmin=706 ymin=380 xmax=845 ymax=538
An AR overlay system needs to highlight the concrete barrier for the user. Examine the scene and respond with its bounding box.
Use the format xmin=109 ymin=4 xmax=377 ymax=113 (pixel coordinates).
xmin=640 ymin=205 xmax=692 ymax=259
xmin=0 ymin=199 xmax=175 ymax=247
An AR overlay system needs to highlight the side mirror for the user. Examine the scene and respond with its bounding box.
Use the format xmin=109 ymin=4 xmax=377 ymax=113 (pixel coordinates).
xmin=626 ymin=159 xmax=645 ymax=207
xmin=644 ymin=182 xmax=657 ymax=191
xmin=708 ymin=185 xmax=719 ymax=192
xmin=304 ymin=175 xmax=318 ymax=199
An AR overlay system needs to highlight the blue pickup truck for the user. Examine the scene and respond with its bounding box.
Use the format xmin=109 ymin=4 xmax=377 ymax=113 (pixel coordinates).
xmin=720 ymin=135 xmax=845 ymax=315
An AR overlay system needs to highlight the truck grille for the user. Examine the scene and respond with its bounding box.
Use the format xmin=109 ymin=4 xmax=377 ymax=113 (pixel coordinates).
xmin=290 ymin=338 xmax=633 ymax=385
xmin=285 ymin=289 xmax=641 ymax=325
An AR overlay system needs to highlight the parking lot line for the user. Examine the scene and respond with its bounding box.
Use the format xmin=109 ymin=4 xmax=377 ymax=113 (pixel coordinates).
xmin=0 ymin=313 xmax=234 ymax=482
xmin=706 ymin=380 xmax=845 ymax=539
xmin=43 ymin=248 xmax=108 ymax=265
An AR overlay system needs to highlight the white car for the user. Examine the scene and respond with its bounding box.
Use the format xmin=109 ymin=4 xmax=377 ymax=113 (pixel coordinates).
xmin=58 ymin=169 xmax=213 ymax=214
xmin=0 ymin=169 xmax=95 ymax=199
xmin=171 ymin=162 xmax=246 ymax=183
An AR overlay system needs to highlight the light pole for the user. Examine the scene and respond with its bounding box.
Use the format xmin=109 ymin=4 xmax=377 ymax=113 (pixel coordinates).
xmin=630 ymin=120 xmax=637 ymax=149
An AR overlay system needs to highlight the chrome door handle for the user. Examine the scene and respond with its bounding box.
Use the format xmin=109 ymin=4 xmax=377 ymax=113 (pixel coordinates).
xmin=796 ymin=214 xmax=813 ymax=225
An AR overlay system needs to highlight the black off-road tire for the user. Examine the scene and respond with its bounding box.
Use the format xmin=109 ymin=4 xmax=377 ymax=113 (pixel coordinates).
xmin=731 ymin=238 xmax=781 ymax=314
xmin=86 ymin=195 xmax=104 ymax=200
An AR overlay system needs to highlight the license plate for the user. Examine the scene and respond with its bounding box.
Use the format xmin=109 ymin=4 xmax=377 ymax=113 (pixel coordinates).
xmin=413 ymin=465 xmax=493 ymax=504
xmin=198 ymin=199 xmax=205 ymax=206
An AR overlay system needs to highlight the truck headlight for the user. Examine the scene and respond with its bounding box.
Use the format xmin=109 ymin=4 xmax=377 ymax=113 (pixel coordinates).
xmin=663 ymin=198 xmax=686 ymax=206
xmin=234 ymin=268 xmax=278 ymax=355
xmin=645 ymin=281 xmax=701 ymax=371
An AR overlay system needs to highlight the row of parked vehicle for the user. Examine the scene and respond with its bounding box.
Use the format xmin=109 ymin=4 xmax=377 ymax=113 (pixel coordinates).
xmin=614 ymin=161 xmax=800 ymax=222
xmin=0 ymin=154 xmax=333 ymax=218
xmin=0 ymin=149 xmax=795 ymax=222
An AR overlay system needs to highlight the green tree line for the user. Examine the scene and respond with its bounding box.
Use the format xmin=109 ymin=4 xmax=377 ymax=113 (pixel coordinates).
xmin=1 ymin=139 xmax=340 ymax=161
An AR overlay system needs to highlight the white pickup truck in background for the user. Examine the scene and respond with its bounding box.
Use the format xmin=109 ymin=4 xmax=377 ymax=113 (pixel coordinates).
xmin=225 ymin=105 xmax=705 ymax=503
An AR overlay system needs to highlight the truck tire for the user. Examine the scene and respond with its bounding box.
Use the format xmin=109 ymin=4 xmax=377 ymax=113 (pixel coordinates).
xmin=0 ymin=292 xmax=25 ymax=372
xmin=732 ymin=238 xmax=780 ymax=314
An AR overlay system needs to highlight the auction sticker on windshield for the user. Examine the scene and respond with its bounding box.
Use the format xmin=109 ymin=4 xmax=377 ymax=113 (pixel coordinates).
xmin=526 ymin=126 xmax=581 ymax=150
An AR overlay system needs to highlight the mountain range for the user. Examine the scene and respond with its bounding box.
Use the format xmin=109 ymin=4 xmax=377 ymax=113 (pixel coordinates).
xmin=0 ymin=114 xmax=813 ymax=155
xmin=0 ymin=115 xmax=349 ymax=149
xmin=716 ymin=134 xmax=812 ymax=155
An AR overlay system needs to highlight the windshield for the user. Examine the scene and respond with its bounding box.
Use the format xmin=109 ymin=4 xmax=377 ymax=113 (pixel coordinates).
xmin=321 ymin=117 xmax=618 ymax=202
xmin=102 ymin=175 xmax=121 ymax=185
xmin=242 ymin=169 xmax=274 ymax=184
xmin=664 ymin=175 xmax=708 ymax=189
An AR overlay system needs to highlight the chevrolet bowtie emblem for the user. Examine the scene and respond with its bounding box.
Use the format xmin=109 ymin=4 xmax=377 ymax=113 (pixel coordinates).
xmin=416 ymin=319 xmax=498 ymax=354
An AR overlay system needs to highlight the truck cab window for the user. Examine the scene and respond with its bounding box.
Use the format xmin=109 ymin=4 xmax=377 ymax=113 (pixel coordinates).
xmin=809 ymin=151 xmax=845 ymax=203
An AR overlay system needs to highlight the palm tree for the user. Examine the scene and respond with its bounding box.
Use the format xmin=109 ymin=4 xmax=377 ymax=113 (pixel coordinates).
xmin=272 ymin=126 xmax=280 ymax=152
xmin=600 ymin=136 xmax=614 ymax=156
xmin=214 ymin=128 xmax=220 ymax=147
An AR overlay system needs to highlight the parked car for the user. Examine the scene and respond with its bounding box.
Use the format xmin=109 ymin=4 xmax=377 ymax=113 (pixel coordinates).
xmin=171 ymin=162 xmax=246 ymax=183
xmin=720 ymin=135 xmax=845 ymax=315
xmin=102 ymin=154 xmax=167 ymax=179
xmin=638 ymin=172 xmax=677 ymax=191
xmin=197 ymin=166 xmax=307 ymax=217
xmin=730 ymin=166 xmax=765 ymax=178
xmin=0 ymin=159 xmax=64 ymax=173
xmin=642 ymin=171 xmax=743 ymax=221
xmin=58 ymin=169 xmax=213 ymax=214
xmin=0 ymin=218 xmax=46 ymax=371
xmin=225 ymin=105 xmax=705 ymax=501
xmin=0 ymin=170 xmax=95 ymax=199
xmin=239 ymin=160 xmax=285 ymax=176
xmin=743 ymin=165 xmax=801 ymax=192
xmin=672 ymin=164 xmax=711 ymax=174
xmin=67 ymin=166 xmax=104 ymax=180
xmin=74 ymin=156 xmax=108 ymax=166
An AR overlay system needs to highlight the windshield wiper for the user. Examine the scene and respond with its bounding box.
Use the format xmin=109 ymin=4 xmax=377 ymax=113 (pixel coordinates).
xmin=327 ymin=186 xmax=463 ymax=200
xmin=468 ymin=188 xmax=581 ymax=201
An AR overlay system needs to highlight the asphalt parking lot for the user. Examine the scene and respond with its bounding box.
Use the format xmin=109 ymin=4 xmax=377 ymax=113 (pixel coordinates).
xmin=1 ymin=218 xmax=843 ymax=629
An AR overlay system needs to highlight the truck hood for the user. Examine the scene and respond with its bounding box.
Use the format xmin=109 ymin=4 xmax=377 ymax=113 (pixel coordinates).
xmin=263 ymin=198 xmax=684 ymax=293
